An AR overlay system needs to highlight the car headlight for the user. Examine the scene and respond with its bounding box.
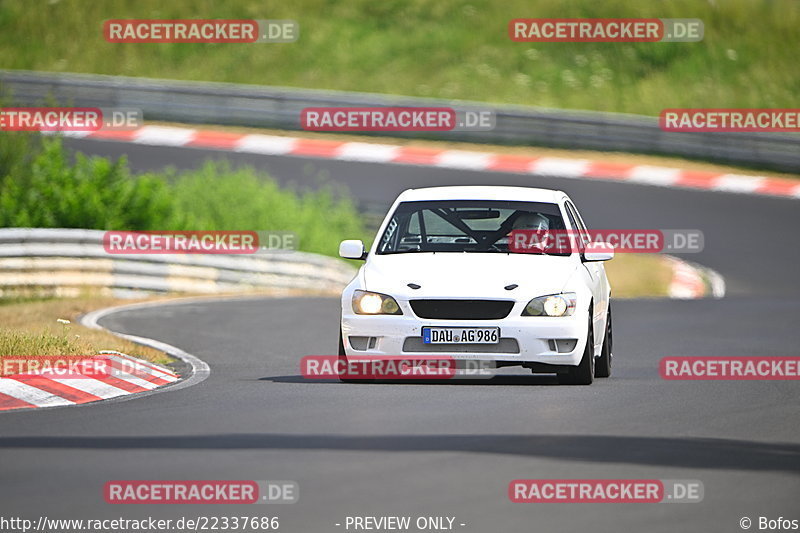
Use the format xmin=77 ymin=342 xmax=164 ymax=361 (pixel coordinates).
xmin=522 ymin=293 xmax=577 ymax=317
xmin=352 ymin=290 xmax=403 ymax=315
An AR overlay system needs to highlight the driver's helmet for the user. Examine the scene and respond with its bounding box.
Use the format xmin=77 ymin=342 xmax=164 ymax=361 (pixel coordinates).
xmin=509 ymin=212 xmax=551 ymax=251
xmin=512 ymin=212 xmax=550 ymax=232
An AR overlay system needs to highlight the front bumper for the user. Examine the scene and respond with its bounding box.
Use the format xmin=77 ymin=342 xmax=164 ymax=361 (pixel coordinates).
xmin=341 ymin=312 xmax=588 ymax=366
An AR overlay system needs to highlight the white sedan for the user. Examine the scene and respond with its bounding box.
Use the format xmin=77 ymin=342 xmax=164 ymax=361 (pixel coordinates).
xmin=338 ymin=186 xmax=613 ymax=385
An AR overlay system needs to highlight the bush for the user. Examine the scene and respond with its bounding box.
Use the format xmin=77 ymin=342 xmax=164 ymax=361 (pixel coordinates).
xmin=164 ymin=161 xmax=367 ymax=256
xmin=0 ymin=138 xmax=179 ymax=229
xmin=0 ymin=131 xmax=42 ymax=190
xmin=0 ymin=136 xmax=367 ymax=256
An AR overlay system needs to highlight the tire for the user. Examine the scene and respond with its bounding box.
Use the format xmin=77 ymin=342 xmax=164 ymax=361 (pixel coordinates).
xmin=595 ymin=306 xmax=613 ymax=378
xmin=337 ymin=331 xmax=351 ymax=382
xmin=558 ymin=317 xmax=594 ymax=385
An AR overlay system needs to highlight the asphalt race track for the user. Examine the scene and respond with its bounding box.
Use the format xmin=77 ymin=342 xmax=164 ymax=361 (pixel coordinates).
xmin=1 ymin=138 xmax=798 ymax=532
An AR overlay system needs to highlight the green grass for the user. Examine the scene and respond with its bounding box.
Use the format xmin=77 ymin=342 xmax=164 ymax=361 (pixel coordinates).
xmin=0 ymin=0 xmax=797 ymax=115
xmin=604 ymin=253 xmax=672 ymax=299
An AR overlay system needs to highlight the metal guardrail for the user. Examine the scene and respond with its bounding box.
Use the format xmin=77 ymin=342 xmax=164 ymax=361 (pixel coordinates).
xmin=2 ymin=70 xmax=799 ymax=172
xmin=0 ymin=228 xmax=356 ymax=297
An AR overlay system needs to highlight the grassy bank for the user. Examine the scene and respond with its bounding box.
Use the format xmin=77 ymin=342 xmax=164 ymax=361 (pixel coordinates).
xmin=605 ymin=253 xmax=672 ymax=299
xmin=0 ymin=0 xmax=796 ymax=115
xmin=0 ymin=296 xmax=170 ymax=370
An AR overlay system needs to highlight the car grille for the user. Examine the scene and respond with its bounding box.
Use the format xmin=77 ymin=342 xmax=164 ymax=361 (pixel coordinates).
xmin=409 ymin=299 xmax=514 ymax=320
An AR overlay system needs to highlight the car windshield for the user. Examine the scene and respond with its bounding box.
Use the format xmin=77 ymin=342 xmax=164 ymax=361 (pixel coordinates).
xmin=375 ymin=200 xmax=568 ymax=255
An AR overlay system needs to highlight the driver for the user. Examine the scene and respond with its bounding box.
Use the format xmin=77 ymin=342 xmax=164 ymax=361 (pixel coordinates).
xmin=509 ymin=212 xmax=552 ymax=252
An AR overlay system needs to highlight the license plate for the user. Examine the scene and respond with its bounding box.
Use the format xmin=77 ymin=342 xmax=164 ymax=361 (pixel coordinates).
xmin=422 ymin=327 xmax=500 ymax=344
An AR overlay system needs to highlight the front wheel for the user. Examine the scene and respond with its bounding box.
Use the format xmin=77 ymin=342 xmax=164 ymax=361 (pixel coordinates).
xmin=337 ymin=331 xmax=351 ymax=382
xmin=595 ymin=307 xmax=612 ymax=378
xmin=558 ymin=317 xmax=594 ymax=385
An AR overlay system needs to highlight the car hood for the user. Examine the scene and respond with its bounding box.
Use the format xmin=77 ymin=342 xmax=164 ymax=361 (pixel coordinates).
xmin=363 ymin=253 xmax=579 ymax=300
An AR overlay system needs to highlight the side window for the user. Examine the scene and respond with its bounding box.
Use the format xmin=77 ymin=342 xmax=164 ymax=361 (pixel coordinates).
xmin=563 ymin=204 xmax=579 ymax=231
xmin=564 ymin=202 xmax=590 ymax=248
xmin=567 ymin=201 xmax=591 ymax=233
xmin=379 ymin=212 xmax=428 ymax=253
xmin=378 ymin=216 xmax=401 ymax=253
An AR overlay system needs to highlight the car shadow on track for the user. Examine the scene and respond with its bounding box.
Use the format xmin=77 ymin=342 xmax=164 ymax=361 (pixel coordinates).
xmin=0 ymin=433 xmax=797 ymax=473
xmin=258 ymin=374 xmax=563 ymax=386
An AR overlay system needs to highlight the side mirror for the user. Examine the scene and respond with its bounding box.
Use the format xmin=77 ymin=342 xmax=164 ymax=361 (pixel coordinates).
xmin=339 ymin=239 xmax=366 ymax=260
xmin=583 ymin=242 xmax=614 ymax=262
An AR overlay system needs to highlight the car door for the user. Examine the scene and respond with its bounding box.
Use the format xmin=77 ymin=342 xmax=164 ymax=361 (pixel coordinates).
xmin=564 ymin=200 xmax=607 ymax=351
